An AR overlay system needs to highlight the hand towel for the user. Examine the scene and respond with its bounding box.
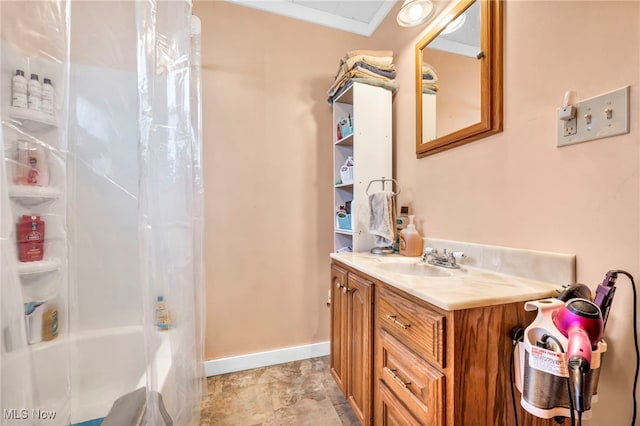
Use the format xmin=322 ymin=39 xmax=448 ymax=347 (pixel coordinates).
xmin=368 ymin=191 xmax=396 ymax=248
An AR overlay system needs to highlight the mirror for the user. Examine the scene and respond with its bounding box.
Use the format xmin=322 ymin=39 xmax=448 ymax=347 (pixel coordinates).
xmin=416 ymin=0 xmax=503 ymax=157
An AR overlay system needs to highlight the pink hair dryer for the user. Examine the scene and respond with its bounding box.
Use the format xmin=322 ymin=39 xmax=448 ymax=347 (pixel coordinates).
xmin=553 ymin=298 xmax=604 ymax=414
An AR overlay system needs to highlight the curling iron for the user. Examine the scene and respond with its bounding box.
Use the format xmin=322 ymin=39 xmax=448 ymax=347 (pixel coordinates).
xmin=593 ymin=270 xmax=618 ymax=331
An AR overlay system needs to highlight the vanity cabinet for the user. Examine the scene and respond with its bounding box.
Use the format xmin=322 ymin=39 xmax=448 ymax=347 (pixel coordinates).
xmin=330 ymin=259 xmax=560 ymax=426
xmin=330 ymin=263 xmax=374 ymax=425
xmin=375 ymin=281 xmax=559 ymax=426
xmin=331 ymin=82 xmax=392 ymax=253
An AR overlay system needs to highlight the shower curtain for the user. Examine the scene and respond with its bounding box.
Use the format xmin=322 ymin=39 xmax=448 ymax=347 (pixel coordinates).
xmin=0 ymin=0 xmax=204 ymax=424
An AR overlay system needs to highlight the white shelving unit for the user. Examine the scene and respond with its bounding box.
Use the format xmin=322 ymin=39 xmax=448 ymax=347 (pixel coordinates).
xmin=422 ymin=93 xmax=437 ymax=141
xmin=332 ymin=82 xmax=392 ymax=253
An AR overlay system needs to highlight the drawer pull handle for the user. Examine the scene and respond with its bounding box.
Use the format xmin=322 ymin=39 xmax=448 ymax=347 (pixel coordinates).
xmin=384 ymin=367 xmax=410 ymax=389
xmin=336 ymin=282 xmax=343 ymax=289
xmin=386 ymin=314 xmax=410 ymax=329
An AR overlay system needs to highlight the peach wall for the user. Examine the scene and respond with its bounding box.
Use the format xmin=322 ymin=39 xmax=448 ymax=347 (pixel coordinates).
xmin=425 ymin=48 xmax=480 ymax=137
xmin=195 ymin=1 xmax=368 ymax=360
xmin=370 ymin=2 xmax=639 ymax=425
xmin=198 ymin=1 xmax=638 ymax=423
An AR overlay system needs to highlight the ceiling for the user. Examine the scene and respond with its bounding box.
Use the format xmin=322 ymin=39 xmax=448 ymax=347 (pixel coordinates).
xmin=223 ymin=0 xmax=480 ymax=55
xmin=223 ymin=0 xmax=398 ymax=36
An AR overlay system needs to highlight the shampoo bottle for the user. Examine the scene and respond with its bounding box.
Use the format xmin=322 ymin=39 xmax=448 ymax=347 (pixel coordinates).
xmin=12 ymin=69 xmax=28 ymax=108
xmin=155 ymin=296 xmax=170 ymax=330
xmin=42 ymin=78 xmax=54 ymax=115
xmin=399 ymin=215 xmax=423 ymax=257
xmin=27 ymin=73 xmax=42 ymax=111
xmin=41 ymin=303 xmax=59 ymax=341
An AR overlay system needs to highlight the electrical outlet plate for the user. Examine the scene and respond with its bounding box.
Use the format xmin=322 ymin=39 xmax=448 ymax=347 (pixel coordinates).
xmin=563 ymin=117 xmax=577 ymax=136
xmin=557 ymin=86 xmax=630 ymax=147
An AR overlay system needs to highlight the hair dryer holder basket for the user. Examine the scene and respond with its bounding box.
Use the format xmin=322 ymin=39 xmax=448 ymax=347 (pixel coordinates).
xmin=514 ymin=298 xmax=607 ymax=420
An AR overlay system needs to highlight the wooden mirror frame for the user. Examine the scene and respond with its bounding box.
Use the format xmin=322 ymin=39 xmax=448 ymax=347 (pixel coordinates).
xmin=416 ymin=0 xmax=503 ymax=158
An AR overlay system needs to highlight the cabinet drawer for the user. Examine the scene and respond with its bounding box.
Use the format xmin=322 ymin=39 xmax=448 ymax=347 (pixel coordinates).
xmin=378 ymin=329 xmax=445 ymax=426
xmin=378 ymin=380 xmax=422 ymax=426
xmin=377 ymin=285 xmax=445 ymax=368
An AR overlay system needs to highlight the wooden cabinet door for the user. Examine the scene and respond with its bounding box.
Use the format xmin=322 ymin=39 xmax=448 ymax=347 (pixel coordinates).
xmin=330 ymin=264 xmax=348 ymax=394
xmin=347 ymin=272 xmax=373 ymax=426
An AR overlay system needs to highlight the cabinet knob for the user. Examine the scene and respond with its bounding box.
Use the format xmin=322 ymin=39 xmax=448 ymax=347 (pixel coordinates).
xmin=336 ymin=281 xmax=343 ymax=289
xmin=342 ymin=286 xmax=354 ymax=293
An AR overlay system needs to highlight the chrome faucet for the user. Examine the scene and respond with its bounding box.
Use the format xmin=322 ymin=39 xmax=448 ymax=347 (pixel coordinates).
xmin=421 ymin=248 xmax=465 ymax=269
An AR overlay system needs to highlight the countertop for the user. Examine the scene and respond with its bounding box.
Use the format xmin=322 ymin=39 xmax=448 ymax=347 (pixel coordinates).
xmin=330 ymin=252 xmax=563 ymax=311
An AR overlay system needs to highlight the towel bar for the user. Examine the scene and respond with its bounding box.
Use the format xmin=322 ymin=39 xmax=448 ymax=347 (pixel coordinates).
xmin=366 ymin=177 xmax=400 ymax=196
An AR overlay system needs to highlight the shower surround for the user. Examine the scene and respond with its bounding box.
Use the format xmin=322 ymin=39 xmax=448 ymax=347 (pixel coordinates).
xmin=0 ymin=1 xmax=204 ymax=425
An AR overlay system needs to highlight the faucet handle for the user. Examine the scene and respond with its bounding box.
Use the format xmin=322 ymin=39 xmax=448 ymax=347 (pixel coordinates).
xmin=421 ymin=247 xmax=435 ymax=262
xmin=451 ymin=251 xmax=465 ymax=259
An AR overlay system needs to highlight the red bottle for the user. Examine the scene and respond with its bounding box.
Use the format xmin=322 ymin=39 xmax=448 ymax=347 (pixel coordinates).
xmin=17 ymin=215 xmax=45 ymax=262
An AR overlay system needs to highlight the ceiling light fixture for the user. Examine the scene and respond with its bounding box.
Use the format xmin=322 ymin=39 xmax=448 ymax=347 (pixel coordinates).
xmin=397 ymin=0 xmax=435 ymax=27
xmin=440 ymin=12 xmax=467 ymax=35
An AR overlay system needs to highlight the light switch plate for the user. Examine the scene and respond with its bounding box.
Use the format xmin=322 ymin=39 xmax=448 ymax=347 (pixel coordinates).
xmin=557 ymin=86 xmax=630 ymax=147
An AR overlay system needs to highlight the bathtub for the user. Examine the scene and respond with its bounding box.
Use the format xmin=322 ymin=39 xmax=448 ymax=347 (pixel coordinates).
xmin=23 ymin=326 xmax=174 ymax=425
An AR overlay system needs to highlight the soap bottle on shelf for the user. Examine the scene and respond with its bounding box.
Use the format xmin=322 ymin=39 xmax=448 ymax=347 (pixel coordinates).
xmin=155 ymin=296 xmax=170 ymax=330
xmin=27 ymin=73 xmax=42 ymax=112
xmin=41 ymin=303 xmax=59 ymax=341
xmin=17 ymin=215 xmax=45 ymax=262
xmin=399 ymin=215 xmax=423 ymax=257
xmin=15 ymin=141 xmax=49 ymax=187
xmin=12 ymin=69 xmax=28 ymax=108
xmin=42 ymin=78 xmax=54 ymax=115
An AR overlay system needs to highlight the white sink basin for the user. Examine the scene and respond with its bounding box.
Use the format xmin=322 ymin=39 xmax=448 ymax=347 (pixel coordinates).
xmin=375 ymin=261 xmax=454 ymax=277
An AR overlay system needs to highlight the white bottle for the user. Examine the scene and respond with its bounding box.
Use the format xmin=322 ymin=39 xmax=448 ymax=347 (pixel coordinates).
xmin=42 ymin=78 xmax=54 ymax=115
xmin=27 ymin=73 xmax=42 ymax=112
xmin=11 ymin=69 xmax=28 ymax=108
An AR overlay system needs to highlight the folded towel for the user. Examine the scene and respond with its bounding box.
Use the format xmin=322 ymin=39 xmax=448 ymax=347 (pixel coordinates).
xmin=328 ymin=78 xmax=399 ymax=104
xmin=332 ymin=57 xmax=395 ymax=84
xmin=345 ymin=49 xmax=394 ymax=59
xmin=422 ymin=81 xmax=439 ymax=92
xmin=342 ymin=54 xmax=394 ymax=73
xmin=368 ymin=191 xmax=396 ymax=248
xmin=352 ymin=61 xmax=397 ymax=79
xmin=328 ymin=67 xmax=395 ymax=98
xmin=422 ymin=62 xmax=438 ymax=82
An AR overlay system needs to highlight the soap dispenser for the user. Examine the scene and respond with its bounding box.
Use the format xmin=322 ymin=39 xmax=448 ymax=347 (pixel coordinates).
xmin=399 ymin=215 xmax=423 ymax=257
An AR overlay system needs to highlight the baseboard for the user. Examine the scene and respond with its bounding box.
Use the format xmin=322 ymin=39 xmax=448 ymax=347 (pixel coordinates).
xmin=204 ymin=341 xmax=330 ymax=377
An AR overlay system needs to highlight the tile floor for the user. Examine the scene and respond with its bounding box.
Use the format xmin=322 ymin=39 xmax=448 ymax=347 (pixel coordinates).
xmin=201 ymin=356 xmax=359 ymax=425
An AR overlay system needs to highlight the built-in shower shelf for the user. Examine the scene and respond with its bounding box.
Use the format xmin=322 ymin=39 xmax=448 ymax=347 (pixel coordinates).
xmin=9 ymin=185 xmax=62 ymax=206
xmin=16 ymin=259 xmax=60 ymax=275
xmin=5 ymin=106 xmax=57 ymax=132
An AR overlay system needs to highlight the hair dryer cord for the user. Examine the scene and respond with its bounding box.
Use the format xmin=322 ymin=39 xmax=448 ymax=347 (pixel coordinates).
xmin=608 ymin=270 xmax=638 ymax=426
